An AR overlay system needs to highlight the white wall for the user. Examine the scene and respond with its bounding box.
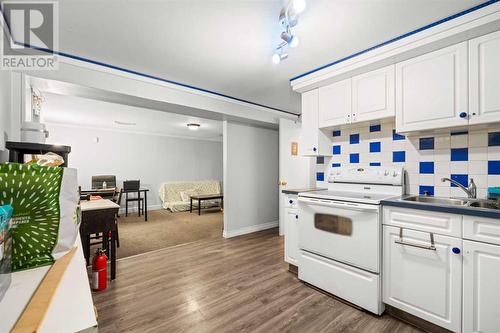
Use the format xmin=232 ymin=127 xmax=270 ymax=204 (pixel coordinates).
xmin=0 ymin=70 xmax=12 ymax=162
xmin=223 ymin=121 xmax=279 ymax=237
xmin=46 ymin=124 xmax=223 ymax=210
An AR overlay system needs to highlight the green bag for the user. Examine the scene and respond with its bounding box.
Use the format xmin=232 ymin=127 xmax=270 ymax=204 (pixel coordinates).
xmin=0 ymin=163 xmax=79 ymax=271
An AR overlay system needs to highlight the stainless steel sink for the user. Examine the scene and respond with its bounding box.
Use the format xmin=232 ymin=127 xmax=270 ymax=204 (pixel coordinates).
xmin=467 ymin=201 xmax=500 ymax=210
xmin=403 ymin=196 xmax=469 ymax=206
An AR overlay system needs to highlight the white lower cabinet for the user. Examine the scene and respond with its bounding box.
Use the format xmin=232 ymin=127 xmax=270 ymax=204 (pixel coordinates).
xmin=284 ymin=208 xmax=299 ymax=265
xmin=383 ymin=225 xmax=463 ymax=332
xmin=463 ymin=240 xmax=500 ymax=333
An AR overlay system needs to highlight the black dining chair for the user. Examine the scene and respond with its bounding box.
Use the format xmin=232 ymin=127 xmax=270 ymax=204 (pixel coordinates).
xmin=123 ymin=180 xmax=144 ymax=217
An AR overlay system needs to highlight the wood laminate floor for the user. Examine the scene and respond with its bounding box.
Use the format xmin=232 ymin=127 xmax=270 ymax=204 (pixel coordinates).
xmin=93 ymin=228 xmax=422 ymax=333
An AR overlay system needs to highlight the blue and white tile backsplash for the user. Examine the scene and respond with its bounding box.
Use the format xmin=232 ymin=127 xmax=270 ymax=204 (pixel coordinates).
xmin=315 ymin=119 xmax=500 ymax=199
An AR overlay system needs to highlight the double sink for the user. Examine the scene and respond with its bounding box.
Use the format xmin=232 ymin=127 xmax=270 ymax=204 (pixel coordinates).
xmin=403 ymin=196 xmax=500 ymax=210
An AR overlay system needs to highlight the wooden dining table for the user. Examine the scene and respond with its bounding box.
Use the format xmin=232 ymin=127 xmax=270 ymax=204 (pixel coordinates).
xmin=80 ymin=199 xmax=120 ymax=280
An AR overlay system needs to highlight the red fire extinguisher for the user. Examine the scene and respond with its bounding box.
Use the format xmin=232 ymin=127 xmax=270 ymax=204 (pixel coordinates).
xmin=92 ymin=248 xmax=107 ymax=291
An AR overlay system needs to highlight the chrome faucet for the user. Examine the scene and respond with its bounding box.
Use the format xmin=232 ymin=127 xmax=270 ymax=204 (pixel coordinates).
xmin=441 ymin=178 xmax=477 ymax=199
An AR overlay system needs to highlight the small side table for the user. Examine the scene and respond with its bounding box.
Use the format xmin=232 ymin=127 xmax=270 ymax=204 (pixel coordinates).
xmin=190 ymin=194 xmax=224 ymax=215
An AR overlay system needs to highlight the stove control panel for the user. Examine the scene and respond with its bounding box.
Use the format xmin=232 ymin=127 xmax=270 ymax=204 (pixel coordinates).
xmin=328 ymin=166 xmax=404 ymax=186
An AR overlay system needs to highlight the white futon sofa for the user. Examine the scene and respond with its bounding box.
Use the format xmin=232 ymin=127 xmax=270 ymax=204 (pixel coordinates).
xmin=159 ymin=180 xmax=222 ymax=212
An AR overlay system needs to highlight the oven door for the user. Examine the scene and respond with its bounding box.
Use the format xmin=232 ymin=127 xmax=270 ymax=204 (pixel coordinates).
xmin=298 ymin=197 xmax=380 ymax=273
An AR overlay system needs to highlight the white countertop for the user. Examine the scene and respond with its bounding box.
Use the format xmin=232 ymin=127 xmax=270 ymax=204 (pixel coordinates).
xmin=0 ymin=237 xmax=97 ymax=333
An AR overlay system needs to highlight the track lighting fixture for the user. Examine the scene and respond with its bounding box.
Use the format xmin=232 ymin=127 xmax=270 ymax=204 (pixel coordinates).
xmin=272 ymin=0 xmax=306 ymax=64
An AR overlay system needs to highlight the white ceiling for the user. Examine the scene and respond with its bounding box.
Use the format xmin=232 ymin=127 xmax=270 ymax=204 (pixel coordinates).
xmin=42 ymin=93 xmax=223 ymax=141
xmin=14 ymin=0 xmax=488 ymax=113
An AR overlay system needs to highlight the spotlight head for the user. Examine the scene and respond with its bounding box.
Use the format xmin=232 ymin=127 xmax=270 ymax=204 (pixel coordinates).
xmin=292 ymin=0 xmax=306 ymax=14
xmin=289 ymin=35 xmax=299 ymax=48
xmin=272 ymin=53 xmax=281 ymax=64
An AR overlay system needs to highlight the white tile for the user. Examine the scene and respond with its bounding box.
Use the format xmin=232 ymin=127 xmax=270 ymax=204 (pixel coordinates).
xmin=469 ymin=175 xmax=487 ymax=188
xmin=450 ymin=134 xmax=468 ymax=148
xmin=468 ymin=161 xmax=487 ymax=175
xmin=450 ymin=161 xmax=468 ymax=174
xmin=380 ymin=152 xmax=392 ymax=162
xmin=391 ymin=141 xmax=406 ymax=152
xmin=476 ymin=188 xmax=488 ymax=199
xmin=368 ymin=153 xmax=381 ymax=162
xmin=418 ymin=150 xmax=434 ymax=161
xmin=487 ymin=175 xmax=500 ymax=187
xmin=419 ymin=174 xmax=434 ymax=185
xmin=434 ymin=149 xmax=451 ymax=162
xmin=488 ymin=146 xmax=500 ymax=160
xmin=406 ymin=149 xmax=420 ymax=162
xmin=434 ymin=135 xmax=451 ymax=149
xmin=469 ymin=147 xmax=487 ymax=161
xmin=434 ymin=186 xmax=450 ymax=197
xmin=408 ymin=185 xmax=419 ymax=195
xmin=468 ymin=131 xmax=488 ymax=148
xmin=408 ymin=173 xmax=419 ymax=185
xmin=450 ymin=187 xmax=469 ymax=199
xmin=405 ymin=162 xmax=419 ymax=174
xmin=434 ymin=162 xmax=450 ymax=174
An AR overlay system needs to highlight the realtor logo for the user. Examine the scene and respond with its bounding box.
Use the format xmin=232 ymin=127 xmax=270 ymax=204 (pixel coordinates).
xmin=1 ymin=1 xmax=58 ymax=70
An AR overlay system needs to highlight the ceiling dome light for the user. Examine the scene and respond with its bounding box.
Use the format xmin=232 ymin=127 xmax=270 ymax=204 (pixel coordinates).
xmin=187 ymin=123 xmax=201 ymax=130
xmin=292 ymin=0 xmax=306 ymax=14
xmin=289 ymin=35 xmax=299 ymax=48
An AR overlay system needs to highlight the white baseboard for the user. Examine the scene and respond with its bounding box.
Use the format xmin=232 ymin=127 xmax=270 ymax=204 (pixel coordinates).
xmin=223 ymin=220 xmax=278 ymax=238
xmin=119 ymin=204 xmax=162 ymax=215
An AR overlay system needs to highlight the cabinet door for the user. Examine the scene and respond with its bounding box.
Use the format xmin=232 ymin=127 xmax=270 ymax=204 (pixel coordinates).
xmin=300 ymin=89 xmax=320 ymax=155
xmin=463 ymin=240 xmax=500 ymax=333
xmin=352 ymin=65 xmax=395 ymax=123
xmin=395 ymin=42 xmax=468 ymax=132
xmin=318 ymin=78 xmax=351 ymax=128
xmin=469 ymin=30 xmax=500 ymax=125
xmin=285 ymin=210 xmax=299 ymax=265
xmin=383 ymin=226 xmax=462 ymax=332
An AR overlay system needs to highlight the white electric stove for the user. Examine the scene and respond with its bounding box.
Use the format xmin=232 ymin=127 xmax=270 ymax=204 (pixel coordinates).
xmin=297 ymin=166 xmax=405 ymax=315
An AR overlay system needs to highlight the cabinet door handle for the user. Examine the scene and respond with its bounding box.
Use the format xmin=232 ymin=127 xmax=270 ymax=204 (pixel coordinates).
xmin=459 ymin=112 xmax=468 ymax=119
xmin=395 ymin=227 xmax=436 ymax=251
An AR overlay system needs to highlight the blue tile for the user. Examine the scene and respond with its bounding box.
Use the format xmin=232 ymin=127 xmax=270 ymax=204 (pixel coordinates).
xmin=369 ymin=124 xmax=381 ymax=132
xmin=370 ymin=162 xmax=381 ymax=166
xmin=419 ymin=137 xmax=435 ymax=150
xmin=419 ymin=186 xmax=434 ymax=196
xmin=332 ymin=145 xmax=341 ymax=155
xmin=316 ymin=156 xmax=324 ymax=164
xmin=332 ymin=130 xmax=341 ymax=137
xmin=316 ymin=172 xmax=325 ymax=181
xmin=392 ymin=129 xmax=405 ymax=141
xmin=450 ymin=174 xmax=468 ymax=187
xmin=350 ymin=134 xmax=360 ymax=144
xmin=488 ymin=161 xmax=500 ymax=175
xmin=419 ymin=162 xmax=434 ymax=174
xmin=350 ymin=153 xmax=360 ymax=164
xmin=370 ymin=142 xmax=381 ymax=153
xmin=488 ymin=132 xmax=500 ymax=146
xmin=451 ymin=148 xmax=468 ymax=161
xmin=393 ymin=151 xmax=406 ymax=162
xmin=332 ymin=163 xmax=341 ymax=168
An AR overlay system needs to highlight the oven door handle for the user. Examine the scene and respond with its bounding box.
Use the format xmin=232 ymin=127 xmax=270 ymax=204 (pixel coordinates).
xmin=298 ymin=197 xmax=379 ymax=212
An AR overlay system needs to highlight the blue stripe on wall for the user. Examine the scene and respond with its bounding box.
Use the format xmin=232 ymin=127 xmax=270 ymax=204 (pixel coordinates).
xmin=290 ymin=0 xmax=500 ymax=81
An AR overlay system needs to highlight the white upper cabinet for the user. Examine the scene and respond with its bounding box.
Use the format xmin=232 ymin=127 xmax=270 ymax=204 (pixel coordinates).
xmin=395 ymin=42 xmax=469 ymax=132
xmin=318 ymin=78 xmax=351 ymax=128
xmin=469 ymin=30 xmax=500 ymax=125
xmin=300 ymin=89 xmax=332 ymax=156
xmin=352 ymin=65 xmax=395 ymax=123
xmin=463 ymin=240 xmax=500 ymax=333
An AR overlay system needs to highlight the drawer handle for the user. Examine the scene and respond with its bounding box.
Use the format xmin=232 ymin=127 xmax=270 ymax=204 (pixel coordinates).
xmin=395 ymin=227 xmax=436 ymax=251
